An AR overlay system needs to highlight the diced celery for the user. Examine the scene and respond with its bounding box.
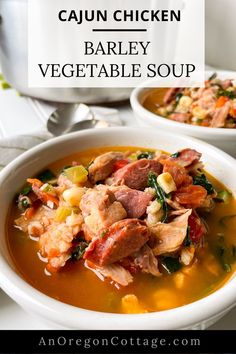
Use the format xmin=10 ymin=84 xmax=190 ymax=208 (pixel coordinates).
xmin=217 ymin=190 xmax=232 ymax=203
xmin=40 ymin=183 xmax=56 ymax=195
xmin=54 ymin=207 xmax=73 ymax=222
xmin=64 ymin=165 xmax=88 ymax=184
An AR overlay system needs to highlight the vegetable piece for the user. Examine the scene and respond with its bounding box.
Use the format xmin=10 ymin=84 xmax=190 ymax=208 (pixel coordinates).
xmin=192 ymin=107 xmax=208 ymax=120
xmin=20 ymin=184 xmax=32 ymax=196
xmin=216 ymin=190 xmax=232 ymax=203
xmin=64 ymin=165 xmax=88 ymax=184
xmin=40 ymin=183 xmax=56 ymax=195
xmin=161 ymin=257 xmax=182 ymax=274
xmin=216 ymin=244 xmax=232 ymax=273
xmin=216 ymin=96 xmax=229 ymax=108
xmin=121 ymin=294 xmax=147 ymax=314
xmin=18 ymin=196 xmax=31 ymax=212
xmin=24 ymin=207 xmax=36 ymax=220
xmin=27 ymin=178 xmax=59 ymax=207
xmin=37 ymin=169 xmax=56 ymax=183
xmin=112 ymin=159 xmax=129 ymax=172
xmin=61 ymin=165 xmax=72 ymax=173
xmin=137 ymin=152 xmax=154 ymax=160
xmin=157 ymin=172 xmax=177 ymax=194
xmin=71 ymin=241 xmax=89 ymax=261
xmin=170 ymin=152 xmax=180 ymax=158
xmin=176 ymin=96 xmax=193 ymax=113
xmin=184 ymin=226 xmax=192 ymax=246
xmin=161 ymin=160 xmax=192 ymax=188
xmin=216 ymin=89 xmax=236 ymax=100
xmin=148 ymin=172 xmax=168 ymax=223
xmin=174 ymin=93 xmax=183 ymax=109
xmin=193 ymin=174 xmax=214 ymax=195
xmin=188 ymin=214 xmax=206 ymax=243
xmin=209 ymin=72 xmax=217 ymax=81
xmin=63 ymin=187 xmax=85 ymax=207
xmin=54 ymin=206 xmax=74 ymax=222
xmin=27 ymin=178 xmax=43 ymax=188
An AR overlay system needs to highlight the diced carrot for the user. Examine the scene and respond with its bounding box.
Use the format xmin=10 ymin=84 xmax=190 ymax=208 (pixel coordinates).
xmin=216 ymin=96 xmax=229 ymax=108
xmin=42 ymin=193 xmax=59 ymax=207
xmin=24 ymin=207 xmax=36 ymax=220
xmin=173 ymin=185 xmax=207 ymax=208
xmin=160 ymin=160 xmax=192 ymax=187
xmin=27 ymin=178 xmax=43 ymax=187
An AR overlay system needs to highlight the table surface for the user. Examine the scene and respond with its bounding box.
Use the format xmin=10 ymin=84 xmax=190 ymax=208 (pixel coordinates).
xmin=0 ymin=88 xmax=235 ymax=330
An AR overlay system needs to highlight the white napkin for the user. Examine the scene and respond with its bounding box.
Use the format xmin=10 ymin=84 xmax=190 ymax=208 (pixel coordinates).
xmin=0 ymin=105 xmax=123 ymax=171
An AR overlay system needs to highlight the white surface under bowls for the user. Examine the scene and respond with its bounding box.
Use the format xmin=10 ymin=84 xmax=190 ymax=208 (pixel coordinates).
xmin=0 ymin=127 xmax=236 ymax=329
xmin=130 ymin=71 xmax=236 ymax=157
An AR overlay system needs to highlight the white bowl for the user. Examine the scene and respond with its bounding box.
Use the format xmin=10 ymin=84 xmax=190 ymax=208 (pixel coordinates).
xmin=0 ymin=127 xmax=236 ymax=329
xmin=130 ymin=71 xmax=236 ymax=157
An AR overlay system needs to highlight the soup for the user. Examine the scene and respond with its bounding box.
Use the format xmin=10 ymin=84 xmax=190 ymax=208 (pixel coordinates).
xmin=143 ymin=74 xmax=236 ymax=128
xmin=7 ymin=146 xmax=236 ymax=314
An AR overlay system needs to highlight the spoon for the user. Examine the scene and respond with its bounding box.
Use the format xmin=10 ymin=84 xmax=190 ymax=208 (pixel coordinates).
xmin=47 ymin=103 xmax=111 ymax=136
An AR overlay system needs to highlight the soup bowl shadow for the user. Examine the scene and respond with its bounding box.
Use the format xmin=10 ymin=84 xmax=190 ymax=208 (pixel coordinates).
xmin=0 ymin=127 xmax=236 ymax=329
xmin=130 ymin=71 xmax=236 ymax=158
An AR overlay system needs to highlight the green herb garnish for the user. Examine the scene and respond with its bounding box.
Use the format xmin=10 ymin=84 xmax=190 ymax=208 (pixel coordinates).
xmin=215 ymin=190 xmax=232 ymax=204
xmin=148 ymin=172 xmax=168 ymax=223
xmin=161 ymin=257 xmax=182 ymax=274
xmin=184 ymin=226 xmax=192 ymax=247
xmin=137 ymin=152 xmax=154 ymax=160
xmin=20 ymin=184 xmax=32 ymax=196
xmin=18 ymin=196 xmax=31 ymax=212
xmin=217 ymin=89 xmax=236 ymax=100
xmin=193 ymin=174 xmax=214 ymax=195
xmin=209 ymin=72 xmax=217 ymax=81
xmin=170 ymin=151 xmax=180 ymax=158
xmin=175 ymin=93 xmax=183 ymax=104
xmin=37 ymin=169 xmax=56 ymax=183
xmin=71 ymin=242 xmax=89 ymax=261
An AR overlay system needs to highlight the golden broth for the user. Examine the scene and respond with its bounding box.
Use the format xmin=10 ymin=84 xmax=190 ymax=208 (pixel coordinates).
xmin=142 ymin=88 xmax=168 ymax=116
xmin=6 ymin=146 xmax=236 ymax=313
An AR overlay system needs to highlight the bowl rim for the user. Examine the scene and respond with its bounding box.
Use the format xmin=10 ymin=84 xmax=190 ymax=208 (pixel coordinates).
xmin=130 ymin=70 xmax=236 ymax=136
xmin=0 ymin=127 xmax=236 ymax=328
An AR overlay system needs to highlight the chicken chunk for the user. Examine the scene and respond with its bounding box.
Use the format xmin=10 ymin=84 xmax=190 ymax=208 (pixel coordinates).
xmin=80 ymin=185 xmax=127 ymax=237
xmin=150 ymin=209 xmax=192 ymax=255
xmin=88 ymin=151 xmax=125 ymax=183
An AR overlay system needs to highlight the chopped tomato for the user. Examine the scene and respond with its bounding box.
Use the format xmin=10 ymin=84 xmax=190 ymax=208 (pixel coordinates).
xmin=27 ymin=178 xmax=43 ymax=187
xmin=113 ymin=159 xmax=129 ymax=172
xmin=161 ymin=160 xmax=192 ymax=187
xmin=173 ymin=185 xmax=207 ymax=208
xmin=31 ymin=184 xmax=59 ymax=208
xmin=216 ymin=96 xmax=229 ymax=108
xmin=188 ymin=214 xmax=206 ymax=243
xmin=24 ymin=207 xmax=36 ymax=220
